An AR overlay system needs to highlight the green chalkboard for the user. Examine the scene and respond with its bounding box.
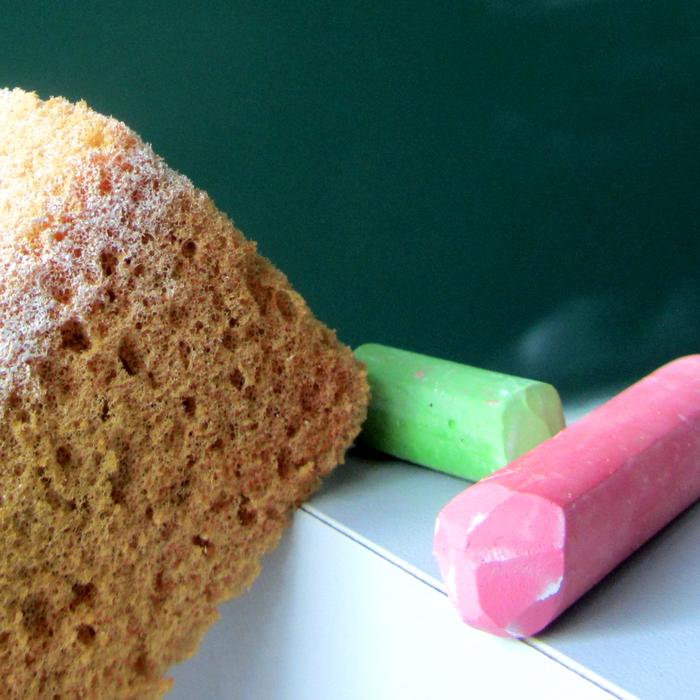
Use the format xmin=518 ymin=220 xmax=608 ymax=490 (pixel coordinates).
xmin=2 ymin=1 xmax=699 ymax=397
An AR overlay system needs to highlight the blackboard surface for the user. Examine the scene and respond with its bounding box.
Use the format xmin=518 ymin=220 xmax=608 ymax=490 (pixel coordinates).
xmin=3 ymin=1 xmax=699 ymax=397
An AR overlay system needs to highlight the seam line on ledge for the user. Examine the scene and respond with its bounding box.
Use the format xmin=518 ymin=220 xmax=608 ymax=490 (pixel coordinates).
xmin=300 ymin=504 xmax=628 ymax=700
xmin=300 ymin=504 xmax=445 ymax=595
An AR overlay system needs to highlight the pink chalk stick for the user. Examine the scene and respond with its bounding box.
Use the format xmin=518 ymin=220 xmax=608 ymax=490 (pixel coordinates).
xmin=433 ymin=355 xmax=700 ymax=638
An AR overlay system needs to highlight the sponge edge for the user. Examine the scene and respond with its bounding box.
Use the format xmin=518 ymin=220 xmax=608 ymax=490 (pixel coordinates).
xmin=0 ymin=88 xmax=368 ymax=698
xmin=434 ymin=355 xmax=700 ymax=638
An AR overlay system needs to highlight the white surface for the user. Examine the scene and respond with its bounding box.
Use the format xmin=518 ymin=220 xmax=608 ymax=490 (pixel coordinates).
xmin=169 ymin=510 xmax=612 ymax=700
xmin=310 ymin=449 xmax=700 ymax=699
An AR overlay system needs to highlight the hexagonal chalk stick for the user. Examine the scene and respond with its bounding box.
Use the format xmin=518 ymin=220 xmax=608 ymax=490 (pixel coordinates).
xmin=434 ymin=355 xmax=700 ymax=637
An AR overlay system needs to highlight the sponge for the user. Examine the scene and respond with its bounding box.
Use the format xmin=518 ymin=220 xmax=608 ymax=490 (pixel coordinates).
xmin=0 ymin=88 xmax=368 ymax=699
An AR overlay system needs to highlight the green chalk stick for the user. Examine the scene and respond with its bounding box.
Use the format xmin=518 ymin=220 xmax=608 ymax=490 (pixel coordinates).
xmin=354 ymin=344 xmax=565 ymax=480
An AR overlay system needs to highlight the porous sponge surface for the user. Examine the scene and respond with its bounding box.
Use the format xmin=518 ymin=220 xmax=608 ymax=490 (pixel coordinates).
xmin=0 ymin=88 xmax=368 ymax=699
